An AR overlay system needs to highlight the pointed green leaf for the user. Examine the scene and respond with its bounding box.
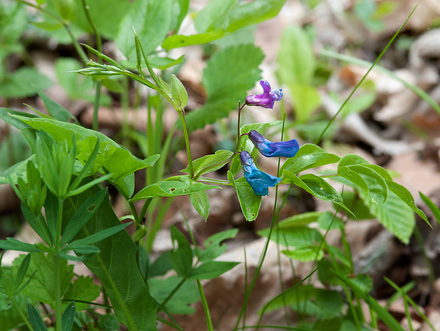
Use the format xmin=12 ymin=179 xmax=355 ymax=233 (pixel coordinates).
xmin=62 ymin=302 xmax=75 ymax=331
xmin=28 ymin=304 xmax=48 ymax=331
xmin=228 ymin=171 xmax=261 ymax=221
xmin=189 ymin=191 xmax=210 ymax=221
xmin=171 ymin=74 xmax=188 ymax=109
xmin=188 ymin=261 xmax=240 ymax=280
xmin=199 ymin=229 xmax=238 ymax=262
xmin=65 ymin=223 xmax=130 ymax=248
xmin=170 ymin=226 xmax=193 ymax=277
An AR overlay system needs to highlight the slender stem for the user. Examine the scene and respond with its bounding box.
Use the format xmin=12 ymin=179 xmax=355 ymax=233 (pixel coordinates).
xmin=92 ymin=81 xmax=102 ymax=131
xmin=17 ymin=1 xmax=88 ymax=62
xmin=197 ymin=279 xmax=214 ymax=331
xmin=161 ymin=277 xmax=187 ymax=307
xmin=53 ymin=198 xmax=64 ymax=331
xmin=53 ymin=255 xmax=62 ymax=331
xmin=13 ymin=298 xmax=34 ymax=331
xmin=178 ymin=111 xmax=194 ymax=178
xmin=139 ymin=197 xmax=153 ymax=223
xmin=128 ymin=202 xmax=141 ymax=228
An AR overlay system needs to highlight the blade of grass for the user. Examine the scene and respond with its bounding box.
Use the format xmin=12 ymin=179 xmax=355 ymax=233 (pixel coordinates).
xmin=315 ymin=4 xmax=418 ymax=144
xmin=197 ymin=279 xmax=214 ymax=331
xmin=384 ymin=276 xmax=436 ymax=331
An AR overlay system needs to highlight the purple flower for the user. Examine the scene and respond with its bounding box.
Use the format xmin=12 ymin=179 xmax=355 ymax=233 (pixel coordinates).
xmin=240 ymin=151 xmax=281 ymax=196
xmin=247 ymin=130 xmax=299 ymax=158
xmin=245 ymin=80 xmax=283 ymax=109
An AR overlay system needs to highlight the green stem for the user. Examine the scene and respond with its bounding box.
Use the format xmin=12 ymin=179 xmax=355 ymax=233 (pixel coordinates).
xmin=13 ymin=298 xmax=34 ymax=331
xmin=128 ymin=202 xmax=141 ymax=228
xmin=139 ymin=197 xmax=153 ymax=223
xmin=53 ymin=198 xmax=64 ymax=331
xmin=178 ymin=111 xmax=194 ymax=178
xmin=53 ymin=255 xmax=62 ymax=331
xmin=17 ymin=1 xmax=88 ymax=62
xmin=161 ymin=277 xmax=187 ymax=307
xmin=197 ymin=279 xmax=214 ymax=331
xmin=92 ymin=81 xmax=102 ymax=131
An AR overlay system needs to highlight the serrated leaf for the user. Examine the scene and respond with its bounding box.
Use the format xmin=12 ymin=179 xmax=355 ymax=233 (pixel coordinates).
xmin=185 ymin=45 xmax=264 ymax=132
xmin=63 ymin=186 xmax=158 ymax=330
xmin=189 ymin=191 xmax=210 ymax=221
xmin=228 ymin=171 xmax=261 ymax=221
xmin=62 ymin=276 xmax=100 ymax=311
xmin=13 ymin=253 xmax=74 ymax=309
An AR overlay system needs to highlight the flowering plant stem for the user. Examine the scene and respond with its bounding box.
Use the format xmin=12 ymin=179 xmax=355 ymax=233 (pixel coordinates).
xmin=53 ymin=197 xmax=65 ymax=331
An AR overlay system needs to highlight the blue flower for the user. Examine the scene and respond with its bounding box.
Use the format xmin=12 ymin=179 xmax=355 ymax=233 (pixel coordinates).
xmin=240 ymin=151 xmax=281 ymax=196
xmin=245 ymin=80 xmax=283 ymax=109
xmin=247 ymin=130 xmax=299 ymax=158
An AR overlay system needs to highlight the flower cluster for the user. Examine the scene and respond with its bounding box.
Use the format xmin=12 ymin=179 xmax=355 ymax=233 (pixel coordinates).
xmin=239 ymin=80 xmax=299 ymax=196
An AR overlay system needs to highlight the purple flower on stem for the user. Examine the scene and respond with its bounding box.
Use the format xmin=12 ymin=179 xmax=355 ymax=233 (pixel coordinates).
xmin=240 ymin=151 xmax=281 ymax=196
xmin=245 ymin=80 xmax=283 ymax=109
xmin=247 ymin=130 xmax=299 ymax=158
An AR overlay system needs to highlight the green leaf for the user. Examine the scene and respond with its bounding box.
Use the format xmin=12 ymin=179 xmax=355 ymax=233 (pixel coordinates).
xmin=281 ymin=151 xmax=340 ymax=174
xmin=171 ymin=74 xmax=188 ymax=109
xmin=360 ymin=190 xmax=415 ymax=244
xmin=185 ymin=45 xmax=264 ymax=131
xmin=13 ymin=253 xmax=73 ymax=309
xmin=65 ymin=223 xmax=130 ymax=249
xmin=162 ymin=30 xmax=227 ymax=50
xmin=340 ymin=164 xmax=388 ymax=205
xmin=189 ymin=191 xmax=210 ymax=221
xmin=338 ymin=154 xmax=369 ymax=167
xmin=263 ymin=285 xmax=315 ymax=313
xmin=199 ymin=229 xmax=238 ymax=262
xmin=148 ymin=276 xmax=198 ymax=315
xmin=277 ymin=211 xmax=326 ymax=228
xmin=170 ymin=226 xmax=193 ymax=277
xmin=0 ymin=238 xmax=41 ymax=253
xmin=37 ymin=90 xmax=77 ymax=123
xmin=9 ymin=115 xmax=158 ymax=197
xmin=386 ymin=181 xmax=428 ymax=224
xmin=314 ymin=289 xmax=344 ymax=319
xmin=15 ymin=254 xmax=31 ymax=291
xmin=228 ymin=171 xmax=261 ymax=221
xmin=115 ymin=0 xmax=172 ymax=59
xmin=28 ymin=304 xmax=48 ymax=331
xmin=188 ymin=261 xmax=240 ymax=280
xmin=61 ymin=189 xmax=108 ymax=246
xmin=420 ymin=192 xmax=440 ymax=224
xmin=62 ymin=301 xmax=75 ymax=331
xmin=258 ymin=225 xmax=322 ymax=248
xmin=131 ymin=176 xmax=218 ymax=201
xmin=62 ymin=276 xmax=100 ymax=311
xmin=64 ymin=186 xmax=158 ymax=330
xmin=277 ymin=25 xmax=319 ymax=122
xmin=194 ymin=0 xmax=237 ymax=33
xmin=0 ymin=68 xmax=52 ymax=98
xmin=181 ymin=150 xmax=234 ymax=177
xmin=282 ymin=246 xmax=324 ymax=262
xmin=282 ymin=171 xmax=354 ymax=217
xmin=338 ymin=190 xmax=374 ymax=220
xmin=227 ymin=0 xmax=286 ymax=33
